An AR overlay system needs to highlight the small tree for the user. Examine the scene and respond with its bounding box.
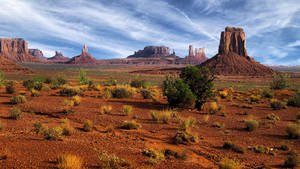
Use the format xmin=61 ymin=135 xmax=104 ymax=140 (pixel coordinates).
xmin=78 ymin=69 xmax=89 ymax=85
xmin=163 ymin=76 xmax=196 ymax=108
xmin=180 ymin=66 xmax=214 ymax=110
xmin=270 ymin=73 xmax=290 ymax=90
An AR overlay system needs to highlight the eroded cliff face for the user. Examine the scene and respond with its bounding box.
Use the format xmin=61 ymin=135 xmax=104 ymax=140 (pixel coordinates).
xmin=66 ymin=44 xmax=97 ymax=65
xmin=0 ymin=38 xmax=37 ymax=62
xmin=182 ymin=45 xmax=207 ymax=65
xmin=128 ymin=46 xmax=171 ymax=58
xmin=218 ymin=27 xmax=247 ymax=57
xmin=29 ymin=49 xmax=47 ymax=61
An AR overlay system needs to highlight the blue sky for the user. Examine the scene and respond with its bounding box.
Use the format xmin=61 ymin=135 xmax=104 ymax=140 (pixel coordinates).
xmin=0 ymin=0 xmax=299 ymax=65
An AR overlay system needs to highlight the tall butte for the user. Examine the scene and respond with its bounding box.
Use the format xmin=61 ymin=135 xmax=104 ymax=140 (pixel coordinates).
xmin=199 ymin=26 xmax=274 ymax=76
xmin=66 ymin=44 xmax=97 ymax=65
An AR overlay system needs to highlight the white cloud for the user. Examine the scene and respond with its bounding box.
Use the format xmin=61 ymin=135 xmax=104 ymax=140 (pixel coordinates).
xmin=287 ymin=40 xmax=300 ymax=48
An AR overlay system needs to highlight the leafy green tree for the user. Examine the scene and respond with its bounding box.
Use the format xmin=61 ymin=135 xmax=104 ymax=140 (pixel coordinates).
xmin=163 ymin=76 xmax=196 ymax=108
xmin=78 ymin=69 xmax=89 ymax=85
xmin=180 ymin=66 xmax=214 ymax=110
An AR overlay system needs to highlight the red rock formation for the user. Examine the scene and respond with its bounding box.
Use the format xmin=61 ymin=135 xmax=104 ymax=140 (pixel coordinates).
xmin=0 ymin=38 xmax=38 ymax=62
xmin=199 ymin=27 xmax=274 ymax=76
xmin=188 ymin=45 xmax=194 ymax=57
xmin=180 ymin=45 xmax=208 ymax=65
xmin=0 ymin=56 xmax=31 ymax=73
xmin=29 ymin=49 xmax=47 ymax=61
xmin=48 ymin=51 xmax=69 ymax=62
xmin=127 ymin=46 xmax=172 ymax=58
xmin=66 ymin=44 xmax=97 ymax=65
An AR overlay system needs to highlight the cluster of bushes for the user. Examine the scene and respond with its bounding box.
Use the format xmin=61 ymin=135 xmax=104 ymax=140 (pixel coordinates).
xmin=121 ymin=120 xmax=141 ymax=130
xmin=97 ymin=150 xmax=128 ymax=168
xmin=6 ymin=81 xmax=15 ymax=94
xmin=130 ymin=79 xmax=151 ymax=89
xmin=163 ymin=66 xmax=214 ymax=110
xmin=110 ymin=87 xmax=133 ymax=98
xmin=57 ymin=154 xmax=82 ymax=169
xmin=270 ymin=73 xmax=290 ymax=90
xmin=10 ymin=95 xmax=27 ymax=104
xmin=99 ymin=105 xmax=112 ymax=115
xmin=60 ymin=86 xmax=82 ymax=97
xmin=173 ymin=117 xmax=198 ymax=144
xmin=270 ymin=99 xmax=287 ymax=110
xmin=223 ymin=140 xmax=245 ymax=154
xmin=150 ymin=110 xmax=177 ymax=124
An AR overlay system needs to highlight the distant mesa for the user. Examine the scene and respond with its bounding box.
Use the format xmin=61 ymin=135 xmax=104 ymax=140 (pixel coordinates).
xmin=66 ymin=44 xmax=97 ymax=65
xmin=29 ymin=49 xmax=47 ymax=61
xmin=127 ymin=46 xmax=176 ymax=58
xmin=0 ymin=38 xmax=39 ymax=63
xmin=199 ymin=26 xmax=274 ymax=76
xmin=48 ymin=51 xmax=69 ymax=61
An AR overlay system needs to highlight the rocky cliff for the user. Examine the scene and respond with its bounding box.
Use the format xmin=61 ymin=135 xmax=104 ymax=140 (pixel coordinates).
xmin=180 ymin=45 xmax=207 ymax=65
xmin=48 ymin=51 xmax=69 ymax=62
xmin=199 ymin=27 xmax=274 ymax=76
xmin=29 ymin=49 xmax=47 ymax=61
xmin=66 ymin=44 xmax=97 ymax=65
xmin=127 ymin=46 xmax=172 ymax=58
xmin=0 ymin=38 xmax=38 ymax=62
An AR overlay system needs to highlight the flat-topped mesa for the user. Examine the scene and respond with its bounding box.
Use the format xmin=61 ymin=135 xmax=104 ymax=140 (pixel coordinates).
xmin=218 ymin=26 xmax=247 ymax=56
xmin=29 ymin=49 xmax=47 ymax=61
xmin=0 ymin=38 xmax=38 ymax=62
xmin=128 ymin=46 xmax=171 ymax=58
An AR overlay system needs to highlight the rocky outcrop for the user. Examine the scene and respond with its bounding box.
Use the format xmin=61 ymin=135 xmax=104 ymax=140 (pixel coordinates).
xmin=179 ymin=45 xmax=208 ymax=65
xmin=29 ymin=49 xmax=47 ymax=61
xmin=66 ymin=44 xmax=97 ymax=65
xmin=48 ymin=51 xmax=69 ymax=62
xmin=0 ymin=56 xmax=31 ymax=73
xmin=0 ymin=38 xmax=38 ymax=62
xmin=218 ymin=26 xmax=247 ymax=56
xmin=127 ymin=46 xmax=172 ymax=58
xmin=199 ymin=27 xmax=274 ymax=76
xmin=188 ymin=45 xmax=194 ymax=57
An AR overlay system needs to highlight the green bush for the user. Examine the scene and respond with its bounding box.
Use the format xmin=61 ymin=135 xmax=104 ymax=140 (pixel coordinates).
xmin=111 ymin=87 xmax=132 ymax=98
xmin=223 ymin=140 xmax=245 ymax=154
xmin=270 ymin=99 xmax=286 ymax=110
xmin=10 ymin=95 xmax=27 ymax=104
xmin=105 ymin=77 xmax=117 ymax=86
xmin=163 ymin=76 xmax=196 ymax=108
xmin=130 ymin=79 xmax=151 ymax=89
xmin=219 ymin=158 xmax=243 ymax=169
xmin=244 ymin=119 xmax=259 ymax=131
xmin=288 ymin=92 xmax=300 ymax=107
xmin=5 ymin=81 xmax=15 ymax=94
xmin=142 ymin=148 xmax=164 ymax=160
xmin=59 ymin=87 xmax=82 ymax=97
xmin=180 ymin=66 xmax=214 ymax=110
xmin=44 ymin=127 xmax=63 ymax=140
xmin=83 ymin=120 xmax=94 ymax=132
xmin=9 ymin=107 xmax=23 ymax=120
xmin=270 ymin=73 xmax=290 ymax=90
xmin=262 ymin=90 xmax=274 ymax=98
xmin=140 ymin=89 xmax=153 ymax=99
xmin=78 ymin=69 xmax=89 ymax=85
xmin=123 ymin=105 xmax=133 ymax=116
xmin=286 ymin=123 xmax=300 ymax=139
xmin=97 ymin=150 xmax=127 ymax=169
xmin=163 ymin=149 xmax=187 ymax=160
xmin=33 ymin=121 xmax=48 ymax=134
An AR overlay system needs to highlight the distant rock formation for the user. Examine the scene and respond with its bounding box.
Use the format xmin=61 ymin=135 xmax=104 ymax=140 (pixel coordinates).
xmin=179 ymin=45 xmax=208 ymax=65
xmin=66 ymin=44 xmax=97 ymax=65
xmin=29 ymin=49 xmax=47 ymax=61
xmin=127 ymin=46 xmax=173 ymax=58
xmin=0 ymin=38 xmax=38 ymax=62
xmin=199 ymin=26 xmax=274 ymax=76
xmin=48 ymin=51 xmax=69 ymax=62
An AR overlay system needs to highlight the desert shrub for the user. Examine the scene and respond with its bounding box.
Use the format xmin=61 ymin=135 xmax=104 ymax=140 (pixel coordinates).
xmin=121 ymin=120 xmax=141 ymax=130
xmin=250 ymin=95 xmax=261 ymax=103
xmin=83 ymin=120 xmax=94 ymax=132
xmin=209 ymin=102 xmax=220 ymax=114
xmin=130 ymin=79 xmax=151 ymax=89
xmin=5 ymin=81 xmax=15 ymax=94
xmin=163 ymin=76 xmax=196 ymax=108
xmin=57 ymin=154 xmax=83 ymax=169
xmin=150 ymin=110 xmax=175 ymax=124
xmin=270 ymin=73 xmax=290 ymax=90
xmin=61 ymin=100 xmax=74 ymax=114
xmin=44 ymin=127 xmax=63 ymax=140
xmin=99 ymin=105 xmax=112 ymax=115
xmin=180 ymin=117 xmax=196 ymax=132
xmin=0 ymin=70 xmax=4 ymax=87
xmin=10 ymin=95 xmax=27 ymax=104
xmin=164 ymin=149 xmax=187 ymax=160
xmin=30 ymin=89 xmax=42 ymax=97
xmin=72 ymin=96 xmax=81 ymax=106
xmin=284 ymin=154 xmax=299 ymax=168
xmin=59 ymin=86 xmax=82 ymax=97
xmin=123 ymin=105 xmax=133 ymax=116
xmin=288 ymin=92 xmax=300 ymax=107
xmin=142 ymin=148 xmax=164 ymax=160
xmin=56 ymin=73 xmax=67 ymax=85
xmin=219 ymin=90 xmax=228 ymax=98
xmin=172 ymin=130 xmax=198 ymax=144
xmin=9 ymin=107 xmax=23 ymax=120
xmin=23 ymin=79 xmax=35 ymax=90
xmin=111 ymin=87 xmax=132 ymax=98
xmin=33 ymin=121 xmax=48 ymax=134
xmin=266 ymin=113 xmax=280 ymax=121
xmin=100 ymin=88 xmax=112 ymax=99
xmin=61 ymin=119 xmax=75 ymax=136
xmin=262 ymin=90 xmax=274 ymax=98
xmin=244 ymin=119 xmax=259 ymax=131
xmin=0 ymin=121 xmax=5 ymax=131
xmin=180 ymin=66 xmax=214 ymax=110
xmin=212 ymin=122 xmax=225 ymax=128
xmin=33 ymin=81 xmax=43 ymax=90
xmin=223 ymin=140 xmax=245 ymax=154
xmin=219 ymin=158 xmax=243 ymax=169
xmin=248 ymin=145 xmax=275 ymax=155
xmin=97 ymin=150 xmax=127 ymax=169
xmin=270 ymin=99 xmax=286 ymax=110
xmin=286 ymin=123 xmax=300 ymax=139
xmin=105 ymin=77 xmax=117 ymax=86
xmin=78 ymin=69 xmax=89 ymax=85
xmin=140 ymin=89 xmax=153 ymax=99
